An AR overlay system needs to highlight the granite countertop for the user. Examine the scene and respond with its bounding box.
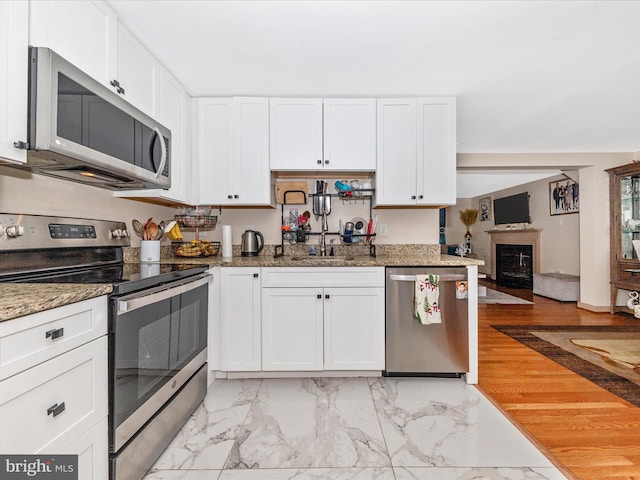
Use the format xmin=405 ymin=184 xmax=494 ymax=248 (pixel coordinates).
xmin=1 ymin=244 xmax=483 ymax=323
xmin=0 ymin=283 xmax=113 ymax=323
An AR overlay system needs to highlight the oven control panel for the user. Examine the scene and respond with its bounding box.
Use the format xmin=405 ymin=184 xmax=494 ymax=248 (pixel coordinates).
xmin=0 ymin=213 xmax=130 ymax=249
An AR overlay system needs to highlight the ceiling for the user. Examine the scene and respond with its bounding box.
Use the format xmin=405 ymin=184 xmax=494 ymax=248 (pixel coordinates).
xmin=106 ymin=0 xmax=640 ymax=196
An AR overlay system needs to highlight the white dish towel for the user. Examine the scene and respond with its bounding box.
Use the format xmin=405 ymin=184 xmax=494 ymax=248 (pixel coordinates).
xmin=414 ymin=274 xmax=441 ymax=325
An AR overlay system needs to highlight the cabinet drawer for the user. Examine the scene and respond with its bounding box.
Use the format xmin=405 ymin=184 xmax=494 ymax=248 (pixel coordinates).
xmin=0 ymin=336 xmax=107 ymax=454
xmin=261 ymin=267 xmax=385 ymax=288
xmin=0 ymin=296 xmax=107 ymax=380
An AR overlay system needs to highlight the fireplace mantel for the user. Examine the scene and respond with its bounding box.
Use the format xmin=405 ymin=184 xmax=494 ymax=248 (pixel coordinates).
xmin=488 ymin=229 xmax=542 ymax=280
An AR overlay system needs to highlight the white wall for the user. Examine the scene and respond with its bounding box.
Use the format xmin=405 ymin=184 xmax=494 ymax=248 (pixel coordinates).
xmin=0 ymin=166 xmax=175 ymax=246
xmin=196 ymin=178 xmax=440 ymax=247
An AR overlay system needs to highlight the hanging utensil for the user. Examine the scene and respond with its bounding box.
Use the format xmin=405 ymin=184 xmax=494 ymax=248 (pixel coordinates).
xmin=323 ymin=181 xmax=331 ymax=215
xmin=132 ymin=219 xmax=145 ymax=238
xmin=156 ymin=221 xmax=166 ymax=240
xmin=147 ymin=222 xmax=159 ymax=241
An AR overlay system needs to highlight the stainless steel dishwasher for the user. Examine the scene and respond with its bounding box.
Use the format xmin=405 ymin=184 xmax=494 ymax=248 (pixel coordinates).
xmin=385 ymin=267 xmax=469 ymax=376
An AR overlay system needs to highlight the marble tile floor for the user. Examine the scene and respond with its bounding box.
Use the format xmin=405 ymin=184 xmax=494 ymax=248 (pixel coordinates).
xmin=144 ymin=377 xmax=566 ymax=480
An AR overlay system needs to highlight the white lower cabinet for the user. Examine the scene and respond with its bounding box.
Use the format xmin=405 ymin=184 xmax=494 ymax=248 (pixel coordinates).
xmin=0 ymin=296 xmax=108 ymax=475
xmin=322 ymin=287 xmax=385 ymax=370
xmin=261 ymin=288 xmax=324 ymax=371
xmin=260 ymin=267 xmax=385 ymax=372
xmin=220 ymin=268 xmax=262 ymax=371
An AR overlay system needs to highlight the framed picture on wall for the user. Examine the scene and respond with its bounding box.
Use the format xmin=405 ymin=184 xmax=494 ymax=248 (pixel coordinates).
xmin=479 ymin=196 xmax=492 ymax=221
xmin=550 ymin=179 xmax=579 ymax=215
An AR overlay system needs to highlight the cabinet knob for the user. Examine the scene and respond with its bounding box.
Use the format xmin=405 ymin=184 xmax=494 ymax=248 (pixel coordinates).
xmin=228 ymin=195 xmax=233 ymax=199
xmin=317 ymin=160 xmax=322 ymax=165
xmin=47 ymin=402 xmax=66 ymax=418
xmin=234 ymin=194 xmax=239 ymax=199
xmin=253 ymin=273 xmax=259 ymax=278
xmin=411 ymin=195 xmax=416 ymax=200
xmin=418 ymin=195 xmax=424 ymax=199
xmin=325 ymin=294 xmax=330 ymax=299
xmin=317 ymin=294 xmax=322 ymax=299
xmin=324 ymin=160 xmax=329 ymax=165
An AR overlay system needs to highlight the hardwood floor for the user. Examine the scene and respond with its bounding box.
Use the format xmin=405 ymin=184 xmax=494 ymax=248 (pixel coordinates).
xmin=478 ymin=281 xmax=640 ymax=480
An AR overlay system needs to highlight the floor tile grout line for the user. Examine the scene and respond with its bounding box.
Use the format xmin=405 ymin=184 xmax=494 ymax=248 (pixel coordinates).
xmin=367 ymin=377 xmax=398 ymax=480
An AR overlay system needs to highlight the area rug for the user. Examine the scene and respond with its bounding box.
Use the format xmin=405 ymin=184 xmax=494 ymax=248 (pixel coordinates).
xmin=492 ymin=324 xmax=640 ymax=407
xmin=479 ymin=288 xmax=533 ymax=305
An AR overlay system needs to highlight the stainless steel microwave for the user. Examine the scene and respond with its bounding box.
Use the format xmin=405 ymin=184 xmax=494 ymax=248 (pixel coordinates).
xmin=15 ymin=47 xmax=171 ymax=190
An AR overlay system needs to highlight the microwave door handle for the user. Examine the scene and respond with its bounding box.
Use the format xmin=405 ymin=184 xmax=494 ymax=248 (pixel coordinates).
xmin=154 ymin=127 xmax=167 ymax=178
xmin=117 ymin=275 xmax=210 ymax=314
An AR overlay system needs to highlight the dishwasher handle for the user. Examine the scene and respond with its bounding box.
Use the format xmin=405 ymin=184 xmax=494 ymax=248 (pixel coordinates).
xmin=389 ymin=274 xmax=466 ymax=282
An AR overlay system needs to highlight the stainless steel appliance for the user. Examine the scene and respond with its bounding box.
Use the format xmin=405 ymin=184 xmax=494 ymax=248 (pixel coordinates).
xmin=241 ymin=229 xmax=264 ymax=256
xmin=385 ymin=267 xmax=469 ymax=376
xmin=8 ymin=47 xmax=171 ymax=190
xmin=0 ymin=214 xmax=209 ymax=480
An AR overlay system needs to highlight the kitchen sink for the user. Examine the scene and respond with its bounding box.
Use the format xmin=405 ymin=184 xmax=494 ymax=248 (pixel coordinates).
xmin=290 ymin=256 xmax=354 ymax=262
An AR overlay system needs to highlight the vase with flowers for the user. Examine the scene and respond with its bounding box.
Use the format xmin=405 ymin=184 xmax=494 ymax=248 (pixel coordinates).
xmin=459 ymin=208 xmax=479 ymax=254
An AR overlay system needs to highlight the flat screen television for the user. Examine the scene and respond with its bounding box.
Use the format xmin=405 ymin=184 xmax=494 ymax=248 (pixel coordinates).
xmin=493 ymin=192 xmax=531 ymax=225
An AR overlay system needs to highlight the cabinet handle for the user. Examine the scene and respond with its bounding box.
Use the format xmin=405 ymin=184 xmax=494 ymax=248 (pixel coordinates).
xmin=253 ymin=273 xmax=259 ymax=278
xmin=317 ymin=294 xmax=322 ymax=299
xmin=234 ymin=194 xmax=239 ymax=199
xmin=45 ymin=328 xmax=64 ymax=340
xmin=317 ymin=160 xmax=322 ymax=165
xmin=411 ymin=195 xmax=416 ymax=200
xmin=110 ymin=79 xmax=120 ymax=88
xmin=418 ymin=195 xmax=424 ymax=199
xmin=324 ymin=160 xmax=329 ymax=165
xmin=47 ymin=402 xmax=66 ymax=418
xmin=228 ymin=195 xmax=233 ymax=199
xmin=325 ymin=294 xmax=330 ymax=299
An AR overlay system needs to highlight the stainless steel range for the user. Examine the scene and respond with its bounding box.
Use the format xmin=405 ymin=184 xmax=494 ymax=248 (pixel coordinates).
xmin=0 ymin=213 xmax=210 ymax=480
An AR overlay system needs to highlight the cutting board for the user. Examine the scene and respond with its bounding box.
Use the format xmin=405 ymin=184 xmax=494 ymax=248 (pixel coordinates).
xmin=275 ymin=182 xmax=309 ymax=204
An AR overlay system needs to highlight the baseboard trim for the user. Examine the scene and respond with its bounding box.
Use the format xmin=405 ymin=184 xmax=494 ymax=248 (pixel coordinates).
xmin=577 ymin=301 xmax=610 ymax=313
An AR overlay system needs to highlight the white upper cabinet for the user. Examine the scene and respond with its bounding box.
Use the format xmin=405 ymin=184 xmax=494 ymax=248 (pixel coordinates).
xmin=0 ymin=0 xmax=28 ymax=164
xmin=269 ymin=98 xmax=322 ymax=170
xmin=30 ymin=0 xmax=118 ymax=89
xmin=269 ymin=98 xmax=376 ymax=172
xmin=376 ymin=97 xmax=456 ymax=206
xmin=323 ymin=99 xmax=376 ymax=171
xmin=417 ymin=98 xmax=456 ymax=206
xmin=115 ymin=24 xmax=157 ymax=116
xmin=196 ymin=97 xmax=272 ymax=206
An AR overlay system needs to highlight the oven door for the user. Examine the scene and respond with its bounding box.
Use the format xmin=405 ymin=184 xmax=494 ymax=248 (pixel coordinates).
xmin=109 ymin=273 xmax=210 ymax=453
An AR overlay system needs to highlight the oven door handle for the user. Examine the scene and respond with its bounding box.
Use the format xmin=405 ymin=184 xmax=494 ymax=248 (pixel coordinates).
xmin=117 ymin=274 xmax=210 ymax=314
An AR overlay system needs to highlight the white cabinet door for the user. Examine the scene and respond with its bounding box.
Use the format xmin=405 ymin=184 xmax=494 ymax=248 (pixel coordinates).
xmin=323 ymin=98 xmax=376 ymax=171
xmin=231 ymin=97 xmax=271 ymax=205
xmin=269 ymin=98 xmax=323 ymax=170
xmin=116 ymin=23 xmax=157 ymax=116
xmin=0 ymin=0 xmax=28 ymax=164
xmin=207 ymin=267 xmax=221 ymax=372
xmin=60 ymin=417 xmax=108 ymax=480
xmin=261 ymin=288 xmax=324 ymax=371
xmin=417 ymin=98 xmax=456 ymax=206
xmin=376 ymin=97 xmax=456 ymax=206
xmin=0 ymin=336 xmax=108 ymax=454
xmin=197 ymin=98 xmax=233 ymax=205
xmin=375 ymin=98 xmax=417 ymax=206
xmin=323 ymin=287 xmax=385 ymax=370
xmin=30 ymin=0 xmax=117 ymax=88
xmin=196 ymin=97 xmax=271 ymax=206
xmin=220 ymin=268 xmax=261 ymax=371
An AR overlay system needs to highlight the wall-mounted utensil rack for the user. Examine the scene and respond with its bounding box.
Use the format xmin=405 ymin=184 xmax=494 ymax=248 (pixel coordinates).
xmin=274 ymin=189 xmax=376 ymax=258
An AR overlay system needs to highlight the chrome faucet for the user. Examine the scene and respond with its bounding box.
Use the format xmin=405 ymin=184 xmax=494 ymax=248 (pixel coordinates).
xmin=320 ymin=212 xmax=328 ymax=256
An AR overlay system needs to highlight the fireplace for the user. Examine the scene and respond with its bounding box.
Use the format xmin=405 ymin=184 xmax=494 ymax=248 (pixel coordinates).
xmin=496 ymin=243 xmax=533 ymax=288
